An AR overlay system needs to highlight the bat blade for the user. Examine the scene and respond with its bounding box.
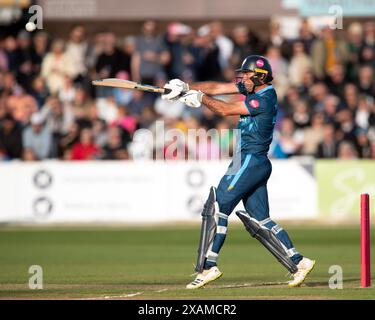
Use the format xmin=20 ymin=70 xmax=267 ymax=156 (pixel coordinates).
xmin=92 ymin=78 xmax=171 ymax=94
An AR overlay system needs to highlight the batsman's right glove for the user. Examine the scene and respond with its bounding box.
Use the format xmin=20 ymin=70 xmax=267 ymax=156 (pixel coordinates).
xmin=161 ymin=79 xmax=189 ymax=101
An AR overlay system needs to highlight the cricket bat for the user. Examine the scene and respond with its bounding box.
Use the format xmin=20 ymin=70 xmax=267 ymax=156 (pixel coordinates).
xmin=92 ymin=78 xmax=172 ymax=94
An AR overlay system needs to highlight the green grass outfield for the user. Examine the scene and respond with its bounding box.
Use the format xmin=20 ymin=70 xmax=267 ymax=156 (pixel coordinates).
xmin=0 ymin=224 xmax=374 ymax=300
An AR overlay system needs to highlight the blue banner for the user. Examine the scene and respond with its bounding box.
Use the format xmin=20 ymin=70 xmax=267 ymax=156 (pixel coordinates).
xmin=300 ymin=0 xmax=375 ymax=17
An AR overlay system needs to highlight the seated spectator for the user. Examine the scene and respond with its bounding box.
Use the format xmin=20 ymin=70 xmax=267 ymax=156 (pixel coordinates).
xmin=22 ymin=112 xmax=53 ymax=160
xmin=360 ymin=22 xmax=375 ymax=68
xmin=59 ymin=122 xmax=80 ymax=157
xmin=30 ymin=76 xmax=49 ymax=108
xmin=355 ymin=129 xmax=372 ymax=158
xmin=7 ymin=89 xmax=38 ymax=125
xmin=71 ymin=128 xmax=99 ymax=160
xmin=0 ymin=114 xmax=23 ymax=159
xmin=102 ymin=127 xmax=128 ymax=160
xmin=357 ymin=65 xmax=375 ymax=97
xmin=266 ymin=45 xmax=289 ymax=98
xmin=288 ymin=41 xmax=312 ymax=87
xmin=292 ymin=100 xmax=311 ymax=129
xmin=274 ymin=118 xmax=304 ymax=158
xmin=342 ymin=83 xmax=359 ymax=111
xmin=322 ymin=95 xmax=340 ymax=124
xmin=355 ymin=94 xmax=373 ymax=130
xmin=316 ymin=123 xmax=338 ymax=158
xmin=302 ymin=112 xmax=324 ymax=156
xmin=325 ymin=64 xmax=348 ymax=99
xmin=337 ymin=140 xmax=358 ymax=159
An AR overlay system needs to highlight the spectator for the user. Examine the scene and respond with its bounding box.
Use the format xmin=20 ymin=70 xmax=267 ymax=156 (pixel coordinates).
xmin=292 ymin=100 xmax=311 ymax=129
xmin=102 ymin=126 xmax=128 ymax=160
xmin=357 ymin=65 xmax=375 ymax=97
xmin=297 ymin=19 xmax=316 ymax=54
xmin=30 ymin=76 xmax=49 ymax=108
xmin=0 ymin=114 xmax=23 ymax=159
xmin=30 ymin=32 xmax=49 ymax=74
xmin=342 ymin=83 xmax=359 ymax=112
xmin=356 ymin=129 xmax=372 ymax=158
xmin=22 ymin=112 xmax=53 ymax=160
xmin=194 ymin=25 xmax=223 ymax=81
xmin=302 ymin=112 xmax=324 ymax=156
xmin=4 ymin=36 xmax=18 ymax=73
xmin=266 ymin=45 xmax=289 ymax=98
xmin=209 ymin=21 xmax=234 ymax=72
xmin=288 ymin=41 xmax=312 ymax=87
xmin=95 ymin=32 xmax=126 ymax=79
xmin=355 ymin=94 xmax=373 ymax=130
xmin=6 ymin=88 xmax=38 ymax=125
xmin=360 ymin=21 xmax=375 ymax=68
xmin=311 ymin=26 xmax=348 ymax=80
xmin=337 ymin=141 xmax=358 ymax=159
xmin=267 ymin=19 xmax=290 ymax=59
xmin=231 ymin=24 xmax=253 ymax=69
xmin=41 ymin=39 xmax=77 ymax=94
xmin=131 ymin=20 xmax=170 ymax=84
xmin=346 ymin=22 xmax=363 ymax=79
xmin=309 ymin=82 xmax=329 ymax=112
xmin=325 ymin=64 xmax=348 ymax=100
xmin=274 ymin=118 xmax=304 ymax=158
xmin=316 ymin=123 xmax=338 ymax=158
xmin=165 ymin=22 xmax=195 ymax=80
xmin=14 ymin=31 xmax=34 ymax=90
xmin=0 ymin=38 xmax=9 ymax=72
xmin=71 ymin=128 xmax=99 ymax=160
xmin=65 ymin=25 xmax=90 ymax=82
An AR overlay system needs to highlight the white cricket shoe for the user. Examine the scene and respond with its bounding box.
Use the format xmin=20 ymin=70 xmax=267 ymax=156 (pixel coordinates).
xmin=186 ymin=266 xmax=223 ymax=289
xmin=288 ymin=257 xmax=316 ymax=287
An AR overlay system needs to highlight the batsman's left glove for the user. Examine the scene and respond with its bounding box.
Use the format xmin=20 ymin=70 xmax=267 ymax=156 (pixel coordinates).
xmin=179 ymin=90 xmax=204 ymax=108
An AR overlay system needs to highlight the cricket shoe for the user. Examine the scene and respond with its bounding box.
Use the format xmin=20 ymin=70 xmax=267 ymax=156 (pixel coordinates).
xmin=288 ymin=257 xmax=316 ymax=287
xmin=186 ymin=266 xmax=223 ymax=289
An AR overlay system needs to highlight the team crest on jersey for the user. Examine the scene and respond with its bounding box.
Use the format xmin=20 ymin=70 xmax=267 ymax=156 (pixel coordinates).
xmin=249 ymin=99 xmax=259 ymax=108
xmin=256 ymin=59 xmax=264 ymax=67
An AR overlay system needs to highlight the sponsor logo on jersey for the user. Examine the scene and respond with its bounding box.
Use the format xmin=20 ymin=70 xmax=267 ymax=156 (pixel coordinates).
xmin=250 ymin=99 xmax=259 ymax=108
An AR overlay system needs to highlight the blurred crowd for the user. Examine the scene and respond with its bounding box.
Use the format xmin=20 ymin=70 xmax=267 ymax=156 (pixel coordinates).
xmin=0 ymin=19 xmax=374 ymax=161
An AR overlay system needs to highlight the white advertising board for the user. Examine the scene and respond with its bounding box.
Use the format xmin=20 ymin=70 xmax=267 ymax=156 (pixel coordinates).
xmin=0 ymin=160 xmax=317 ymax=223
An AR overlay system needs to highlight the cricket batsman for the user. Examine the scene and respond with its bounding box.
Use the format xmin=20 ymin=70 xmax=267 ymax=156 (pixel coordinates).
xmin=161 ymin=55 xmax=316 ymax=288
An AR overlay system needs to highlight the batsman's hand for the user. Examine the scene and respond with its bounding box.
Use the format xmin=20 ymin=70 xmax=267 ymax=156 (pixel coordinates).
xmin=179 ymin=90 xmax=204 ymax=108
xmin=161 ymin=79 xmax=189 ymax=101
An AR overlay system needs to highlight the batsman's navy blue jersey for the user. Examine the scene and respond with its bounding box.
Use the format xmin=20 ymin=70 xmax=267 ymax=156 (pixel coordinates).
xmin=237 ymin=85 xmax=277 ymax=155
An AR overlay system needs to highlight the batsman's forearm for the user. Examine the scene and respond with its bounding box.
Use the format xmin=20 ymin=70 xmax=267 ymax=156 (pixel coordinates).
xmin=190 ymin=82 xmax=238 ymax=95
xmin=201 ymin=95 xmax=229 ymax=116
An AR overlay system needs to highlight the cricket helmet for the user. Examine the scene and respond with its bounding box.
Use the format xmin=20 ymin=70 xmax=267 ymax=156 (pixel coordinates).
xmin=236 ymin=55 xmax=273 ymax=85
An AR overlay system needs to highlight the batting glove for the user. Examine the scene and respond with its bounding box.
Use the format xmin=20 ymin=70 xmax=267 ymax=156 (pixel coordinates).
xmin=179 ymin=90 xmax=204 ymax=108
xmin=161 ymin=79 xmax=189 ymax=101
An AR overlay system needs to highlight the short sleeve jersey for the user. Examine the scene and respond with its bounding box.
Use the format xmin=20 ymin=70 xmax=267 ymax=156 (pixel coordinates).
xmin=237 ymin=85 xmax=278 ymax=155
